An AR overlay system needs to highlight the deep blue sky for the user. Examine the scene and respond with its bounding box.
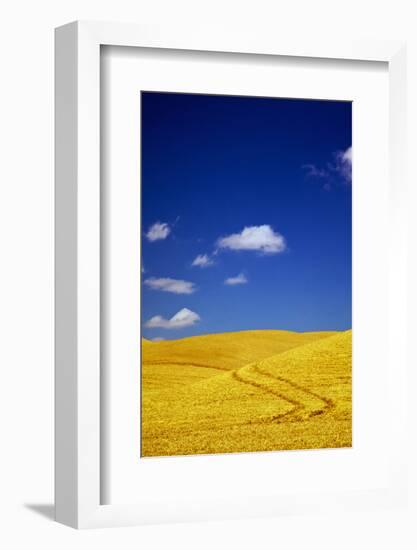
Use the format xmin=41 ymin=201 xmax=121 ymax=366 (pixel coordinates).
xmin=141 ymin=92 xmax=352 ymax=339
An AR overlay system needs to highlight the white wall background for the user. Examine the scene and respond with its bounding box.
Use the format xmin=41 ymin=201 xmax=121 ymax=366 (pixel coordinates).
xmin=1 ymin=1 xmax=416 ymax=548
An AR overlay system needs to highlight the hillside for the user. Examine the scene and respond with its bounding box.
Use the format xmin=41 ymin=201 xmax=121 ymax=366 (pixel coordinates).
xmin=142 ymin=329 xmax=336 ymax=391
xmin=141 ymin=330 xmax=352 ymax=456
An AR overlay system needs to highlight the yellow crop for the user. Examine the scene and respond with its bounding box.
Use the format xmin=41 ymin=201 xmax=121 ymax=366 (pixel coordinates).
xmin=142 ymin=330 xmax=352 ymax=457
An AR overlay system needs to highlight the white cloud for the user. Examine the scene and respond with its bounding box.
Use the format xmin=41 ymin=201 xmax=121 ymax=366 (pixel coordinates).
xmin=144 ymin=277 xmax=196 ymax=294
xmin=151 ymin=337 xmax=165 ymax=342
xmin=192 ymin=254 xmax=214 ymax=268
xmin=342 ymin=146 xmax=352 ymax=164
xmin=304 ymin=146 xmax=352 ymax=187
xmin=224 ymin=273 xmax=248 ymax=285
xmin=145 ymin=222 xmax=171 ymax=242
xmin=334 ymin=146 xmax=352 ymax=182
xmin=303 ymin=164 xmax=328 ymax=178
xmin=217 ymin=225 xmax=286 ymax=254
xmin=145 ymin=308 xmax=200 ymax=330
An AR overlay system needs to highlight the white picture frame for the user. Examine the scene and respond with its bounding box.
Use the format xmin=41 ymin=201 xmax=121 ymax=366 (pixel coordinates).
xmin=55 ymin=21 xmax=407 ymax=529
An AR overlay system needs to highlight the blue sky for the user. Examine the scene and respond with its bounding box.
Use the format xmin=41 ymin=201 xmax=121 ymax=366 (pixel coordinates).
xmin=141 ymin=92 xmax=352 ymax=339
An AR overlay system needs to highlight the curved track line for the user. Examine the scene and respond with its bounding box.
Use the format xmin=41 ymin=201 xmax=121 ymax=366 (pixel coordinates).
xmin=253 ymin=364 xmax=335 ymax=412
xmin=144 ymin=361 xmax=229 ymax=372
xmin=231 ymin=370 xmax=304 ymax=424
xmin=231 ymin=362 xmax=334 ymax=425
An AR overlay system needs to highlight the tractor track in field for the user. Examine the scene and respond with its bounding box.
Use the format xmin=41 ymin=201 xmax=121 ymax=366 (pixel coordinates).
xmin=231 ymin=370 xmax=305 ymax=424
xmin=144 ymin=360 xmax=230 ymax=372
xmin=231 ymin=362 xmax=334 ymax=424
xmin=253 ymin=364 xmax=335 ymax=412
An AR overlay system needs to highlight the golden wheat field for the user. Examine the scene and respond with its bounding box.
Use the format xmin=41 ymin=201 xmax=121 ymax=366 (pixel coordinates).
xmin=141 ymin=329 xmax=352 ymax=457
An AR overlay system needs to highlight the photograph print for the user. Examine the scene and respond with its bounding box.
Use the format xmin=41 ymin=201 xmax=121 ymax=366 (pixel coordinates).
xmin=141 ymin=91 xmax=352 ymax=457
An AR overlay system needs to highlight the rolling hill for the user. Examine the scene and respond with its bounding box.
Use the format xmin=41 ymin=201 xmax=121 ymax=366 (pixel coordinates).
xmin=142 ymin=329 xmax=336 ymax=391
xmin=141 ymin=329 xmax=352 ymax=457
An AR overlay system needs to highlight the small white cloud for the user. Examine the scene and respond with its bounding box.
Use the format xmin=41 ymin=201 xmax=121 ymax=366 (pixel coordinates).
xmin=144 ymin=277 xmax=196 ymax=294
xmin=334 ymin=146 xmax=352 ymax=183
xmin=145 ymin=222 xmax=171 ymax=242
xmin=192 ymin=254 xmax=214 ymax=268
xmin=217 ymin=225 xmax=286 ymax=255
xmin=145 ymin=308 xmax=200 ymax=330
xmin=224 ymin=273 xmax=248 ymax=285
xmin=342 ymin=146 xmax=352 ymax=164
xmin=151 ymin=337 xmax=165 ymax=342
xmin=304 ymin=146 xmax=352 ymax=187
xmin=303 ymin=164 xmax=328 ymax=178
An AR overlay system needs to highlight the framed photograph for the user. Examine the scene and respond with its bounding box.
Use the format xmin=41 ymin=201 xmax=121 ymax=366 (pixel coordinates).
xmin=55 ymin=21 xmax=407 ymax=528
